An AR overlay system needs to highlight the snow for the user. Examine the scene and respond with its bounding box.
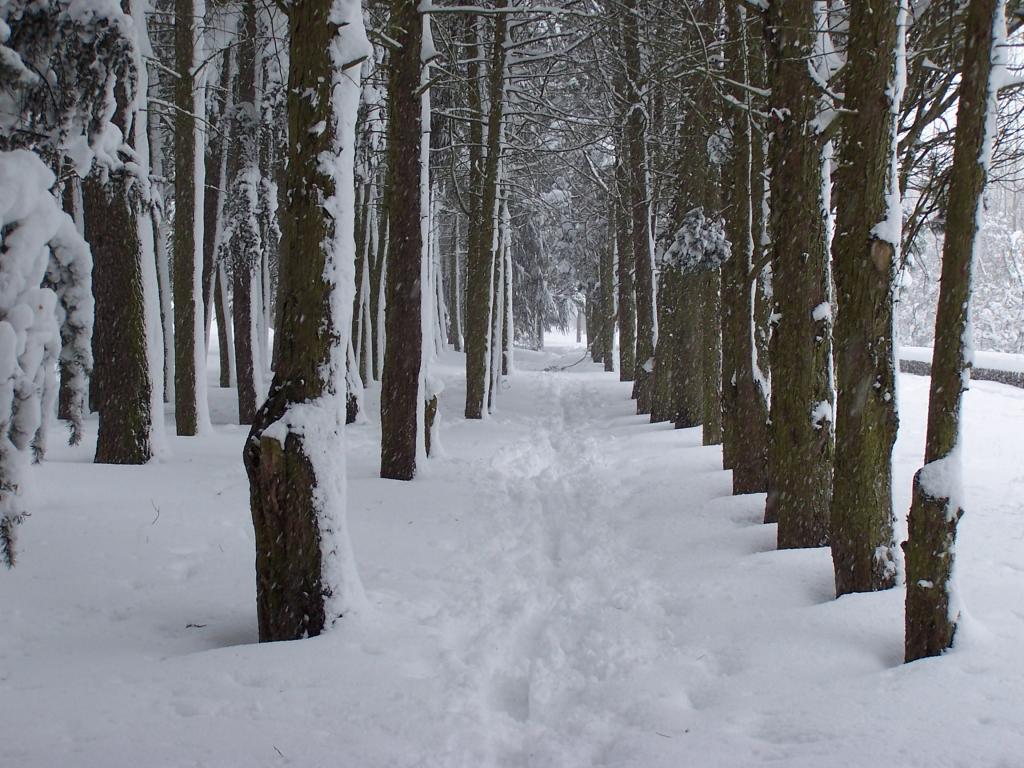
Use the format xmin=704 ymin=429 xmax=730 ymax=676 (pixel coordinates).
xmin=4 ymin=340 xmax=1024 ymax=766
xmin=900 ymin=344 xmax=1024 ymax=374
xmin=811 ymin=301 xmax=831 ymax=322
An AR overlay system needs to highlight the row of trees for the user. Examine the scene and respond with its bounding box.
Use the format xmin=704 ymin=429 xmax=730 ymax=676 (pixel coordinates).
xmin=1 ymin=0 xmax=1020 ymax=663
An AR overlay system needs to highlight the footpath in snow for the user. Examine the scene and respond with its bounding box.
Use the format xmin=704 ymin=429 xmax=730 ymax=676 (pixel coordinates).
xmin=3 ymin=340 xmax=1024 ymax=767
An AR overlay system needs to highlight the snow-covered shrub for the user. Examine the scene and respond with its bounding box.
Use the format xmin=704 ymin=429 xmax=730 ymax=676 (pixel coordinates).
xmin=660 ymin=206 xmax=731 ymax=274
xmin=0 ymin=149 xmax=90 ymax=566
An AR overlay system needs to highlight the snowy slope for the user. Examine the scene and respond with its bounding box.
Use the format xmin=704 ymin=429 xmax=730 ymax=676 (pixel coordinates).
xmin=2 ymin=341 xmax=1024 ymax=767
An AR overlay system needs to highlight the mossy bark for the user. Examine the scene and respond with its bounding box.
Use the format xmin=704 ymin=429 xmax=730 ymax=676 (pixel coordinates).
xmin=905 ymin=0 xmax=998 ymax=663
xmin=830 ymin=0 xmax=900 ymax=596
xmin=764 ymin=0 xmax=833 ymax=546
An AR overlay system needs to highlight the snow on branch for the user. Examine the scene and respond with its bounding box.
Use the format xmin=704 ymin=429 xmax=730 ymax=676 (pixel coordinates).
xmin=659 ymin=207 xmax=731 ymax=275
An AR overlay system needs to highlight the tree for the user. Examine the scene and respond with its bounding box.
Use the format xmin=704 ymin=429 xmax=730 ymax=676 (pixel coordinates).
xmin=464 ymin=2 xmax=510 ymax=419
xmin=224 ymin=0 xmax=263 ymax=425
xmin=904 ymin=0 xmax=1004 ymax=662
xmin=380 ymin=0 xmax=425 ymax=479
xmin=244 ymin=0 xmax=368 ymax=641
xmin=620 ymin=0 xmax=656 ymax=413
xmin=830 ymin=0 xmax=902 ymax=596
xmin=173 ymin=0 xmax=210 ymax=435
xmin=763 ymin=1 xmax=834 ymax=547
xmin=719 ymin=2 xmax=769 ymax=494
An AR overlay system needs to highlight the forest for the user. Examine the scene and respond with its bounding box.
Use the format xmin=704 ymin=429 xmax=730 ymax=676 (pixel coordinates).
xmin=2 ymin=0 xmax=1024 ymax=765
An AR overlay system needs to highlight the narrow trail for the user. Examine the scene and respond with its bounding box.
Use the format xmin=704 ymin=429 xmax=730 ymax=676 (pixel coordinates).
xmin=428 ymin=366 xmax=683 ymax=767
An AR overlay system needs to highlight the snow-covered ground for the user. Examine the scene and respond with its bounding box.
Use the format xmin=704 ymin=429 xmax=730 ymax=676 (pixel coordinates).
xmin=901 ymin=344 xmax=1024 ymax=374
xmin=3 ymin=337 xmax=1024 ymax=767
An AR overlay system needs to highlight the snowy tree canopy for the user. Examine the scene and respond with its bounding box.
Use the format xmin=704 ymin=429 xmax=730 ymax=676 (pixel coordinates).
xmin=0 ymin=0 xmax=135 ymax=167
xmin=659 ymin=207 xmax=731 ymax=275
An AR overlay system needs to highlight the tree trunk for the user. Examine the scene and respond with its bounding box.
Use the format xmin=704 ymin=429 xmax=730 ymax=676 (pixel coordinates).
xmin=465 ymin=5 xmax=508 ymax=419
xmin=173 ymin=0 xmax=207 ymax=435
xmin=675 ymin=276 xmax=703 ymax=429
xmin=764 ymin=1 xmax=833 ymax=546
xmin=650 ymin=271 xmax=678 ymax=423
xmin=830 ymin=0 xmax=901 ymax=596
xmin=615 ymin=166 xmax=636 ymax=383
xmin=621 ymin=0 xmax=655 ymax=412
xmin=701 ymin=269 xmax=723 ymax=445
xmin=202 ymin=50 xmax=232 ymax=346
xmin=449 ymin=212 xmax=463 ymax=351
xmin=600 ymin=208 xmax=616 ymax=371
xmin=720 ymin=1 xmax=768 ymax=493
xmin=215 ymin=264 xmax=234 ymax=387
xmin=86 ymin=55 xmax=155 ymax=464
xmin=905 ymin=0 xmax=1000 ymax=662
xmin=245 ymin=0 xmax=366 ymax=642
xmin=228 ymin=0 xmax=261 ymax=426
xmin=380 ymin=0 xmax=424 ymax=479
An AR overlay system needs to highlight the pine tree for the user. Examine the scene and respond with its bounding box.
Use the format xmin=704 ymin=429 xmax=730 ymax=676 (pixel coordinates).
xmin=830 ymin=0 xmax=902 ymax=596
xmin=904 ymin=0 xmax=1003 ymax=662
xmin=173 ymin=0 xmax=209 ymax=435
xmin=380 ymin=0 xmax=425 ymax=479
xmin=244 ymin=0 xmax=368 ymax=641
xmin=763 ymin=1 xmax=834 ymax=546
